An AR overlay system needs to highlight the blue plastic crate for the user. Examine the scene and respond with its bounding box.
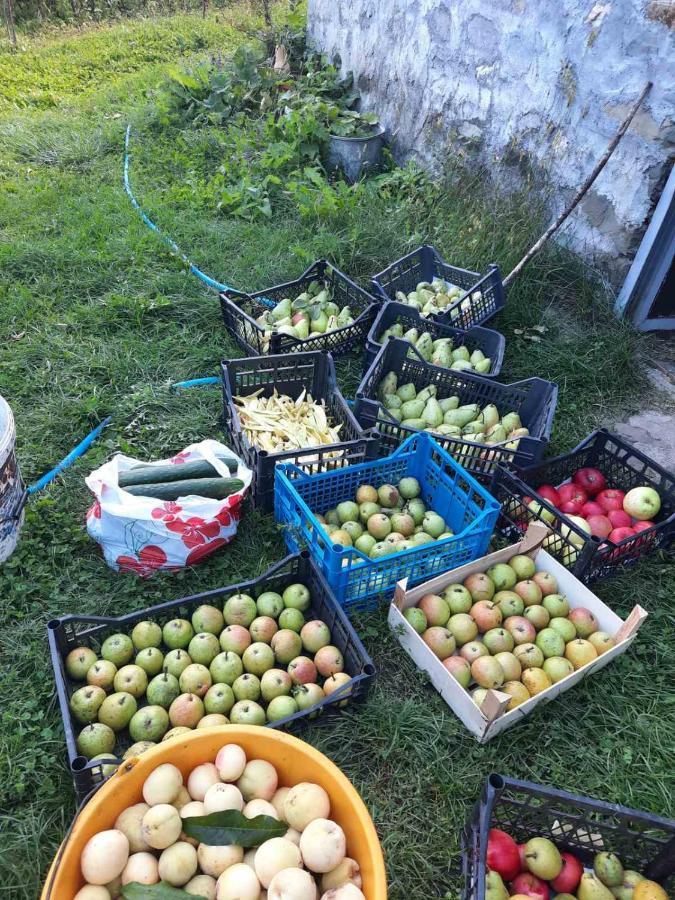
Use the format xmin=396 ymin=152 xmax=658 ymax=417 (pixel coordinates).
xmin=275 ymin=432 xmax=500 ymax=612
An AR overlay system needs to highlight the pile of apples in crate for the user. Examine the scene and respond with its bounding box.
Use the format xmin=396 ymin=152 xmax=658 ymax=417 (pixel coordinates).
xmin=529 ymin=467 xmax=662 ymax=546
xmin=67 ymin=582 xmax=351 ymax=762
xmin=486 ymin=829 xmax=667 ymax=900
xmin=74 ymin=742 xmax=366 ymax=900
xmin=403 ymin=554 xmax=612 ymax=709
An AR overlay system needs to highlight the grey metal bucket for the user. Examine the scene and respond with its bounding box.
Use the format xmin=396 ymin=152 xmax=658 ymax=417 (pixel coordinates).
xmin=327 ymin=124 xmax=385 ymax=183
xmin=0 ymin=395 xmax=24 ymax=563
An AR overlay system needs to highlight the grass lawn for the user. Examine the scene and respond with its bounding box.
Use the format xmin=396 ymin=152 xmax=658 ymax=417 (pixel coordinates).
xmin=1 ymin=7 xmax=673 ymax=898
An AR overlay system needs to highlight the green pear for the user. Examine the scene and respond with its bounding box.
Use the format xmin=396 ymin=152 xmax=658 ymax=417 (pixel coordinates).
xmin=396 ymin=382 xmax=417 ymax=402
xmin=481 ymin=404 xmax=500 ymax=430
xmin=422 ymin=398 xmax=443 ymax=427
xmin=439 ymin=396 xmax=460 ymax=412
xmin=594 ymin=852 xmax=624 ymax=887
xmin=578 ymin=872 xmax=616 ymax=900
xmin=379 ymin=372 xmax=398 ymax=399
xmin=524 ymin=836 xmax=562 ymax=880
xmin=452 ymin=346 xmax=470 ymax=362
xmin=611 ymin=871 xmax=644 ymax=900
xmin=485 ymin=870 xmax=509 ymax=900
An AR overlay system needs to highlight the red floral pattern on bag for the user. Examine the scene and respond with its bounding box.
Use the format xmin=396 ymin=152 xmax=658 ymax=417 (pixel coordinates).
xmin=165 ymin=516 xmax=221 ymax=549
xmin=151 ymin=501 xmax=183 ymax=522
xmin=186 ymin=537 xmax=228 ymax=566
xmin=86 ymin=501 xmax=101 ymax=521
xmin=116 ymin=545 xmax=168 ymax=577
xmin=171 ymin=451 xmax=192 ymax=465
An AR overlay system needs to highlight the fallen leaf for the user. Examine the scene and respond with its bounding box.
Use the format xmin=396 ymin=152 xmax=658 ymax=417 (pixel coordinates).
xmin=10 ymin=332 xmax=25 ymax=341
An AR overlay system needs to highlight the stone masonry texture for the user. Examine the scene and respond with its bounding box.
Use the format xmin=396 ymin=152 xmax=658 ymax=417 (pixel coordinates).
xmin=308 ymin=0 xmax=675 ymax=281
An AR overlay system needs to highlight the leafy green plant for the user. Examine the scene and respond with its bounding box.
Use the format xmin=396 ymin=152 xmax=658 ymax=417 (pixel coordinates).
xmin=329 ymin=108 xmax=379 ymax=137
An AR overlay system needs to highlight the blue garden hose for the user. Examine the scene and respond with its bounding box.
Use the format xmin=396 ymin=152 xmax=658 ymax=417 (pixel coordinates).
xmin=27 ymin=417 xmax=113 ymax=494
xmin=124 ymin=126 xmax=274 ymax=305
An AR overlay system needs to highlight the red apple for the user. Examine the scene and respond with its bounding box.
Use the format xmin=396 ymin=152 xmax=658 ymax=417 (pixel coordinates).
xmin=511 ymin=871 xmax=549 ymax=900
xmin=486 ymin=828 xmax=521 ymax=881
xmin=632 ymin=520 xmax=655 ymax=532
xmin=607 ymin=509 xmax=632 ymax=529
xmin=586 ymin=514 xmax=612 ymax=538
xmin=537 ymin=484 xmax=561 ymax=507
xmin=580 ymin=501 xmax=604 ymax=518
xmin=518 ymin=843 xmax=527 ymax=872
xmin=573 ymin=467 xmax=607 ymax=496
xmin=550 ymin=852 xmax=583 ymax=893
xmin=560 ymin=498 xmax=586 ymax=515
xmin=596 ymin=488 xmax=626 ymax=513
xmin=558 ymin=483 xmax=588 ymax=507
xmin=609 ymin=526 xmax=634 ymax=544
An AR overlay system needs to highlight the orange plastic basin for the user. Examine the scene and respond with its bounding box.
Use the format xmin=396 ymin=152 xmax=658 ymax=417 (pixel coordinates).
xmin=42 ymin=725 xmax=387 ymax=899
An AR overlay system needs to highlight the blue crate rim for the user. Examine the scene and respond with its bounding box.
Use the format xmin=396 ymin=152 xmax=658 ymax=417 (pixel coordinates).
xmin=275 ymin=431 xmax=500 ymax=567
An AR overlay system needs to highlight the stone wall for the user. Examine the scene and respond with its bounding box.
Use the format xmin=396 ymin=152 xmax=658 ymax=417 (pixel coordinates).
xmin=308 ymin=0 xmax=675 ymax=281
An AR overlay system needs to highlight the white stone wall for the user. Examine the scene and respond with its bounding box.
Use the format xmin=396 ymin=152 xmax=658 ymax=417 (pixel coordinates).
xmin=308 ymin=0 xmax=674 ymax=278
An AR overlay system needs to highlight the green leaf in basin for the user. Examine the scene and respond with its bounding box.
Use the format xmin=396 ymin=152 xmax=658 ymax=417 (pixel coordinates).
xmin=181 ymin=809 xmax=286 ymax=847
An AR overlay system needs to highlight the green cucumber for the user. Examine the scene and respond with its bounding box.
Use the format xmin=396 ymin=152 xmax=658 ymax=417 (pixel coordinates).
xmin=124 ymin=477 xmax=244 ymax=500
xmin=120 ymin=458 xmax=237 ymax=487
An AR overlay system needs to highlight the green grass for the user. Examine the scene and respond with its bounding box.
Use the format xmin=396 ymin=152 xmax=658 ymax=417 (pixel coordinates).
xmin=0 ymin=9 xmax=673 ymax=899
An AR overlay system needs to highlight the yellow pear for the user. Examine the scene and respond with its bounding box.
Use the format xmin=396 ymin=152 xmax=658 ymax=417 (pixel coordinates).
xmin=633 ymin=881 xmax=668 ymax=900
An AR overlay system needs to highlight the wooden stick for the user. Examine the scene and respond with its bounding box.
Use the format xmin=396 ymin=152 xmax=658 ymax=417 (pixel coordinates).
xmin=503 ymin=82 xmax=653 ymax=288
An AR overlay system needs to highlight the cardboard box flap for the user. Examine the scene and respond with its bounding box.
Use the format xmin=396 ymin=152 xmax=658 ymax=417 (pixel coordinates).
xmin=614 ymin=605 xmax=648 ymax=642
xmin=393 ymin=579 xmax=408 ymax=611
xmin=481 ymin=689 xmax=511 ymax=723
xmin=519 ymin=522 xmax=550 ymax=555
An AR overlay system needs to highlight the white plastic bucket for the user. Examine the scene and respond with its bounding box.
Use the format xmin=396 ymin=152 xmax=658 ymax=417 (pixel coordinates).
xmin=0 ymin=395 xmax=24 ymax=563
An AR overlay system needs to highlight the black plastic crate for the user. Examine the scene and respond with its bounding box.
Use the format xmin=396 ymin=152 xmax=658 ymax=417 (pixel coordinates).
xmin=461 ymin=774 xmax=675 ymax=900
xmin=490 ymin=429 xmax=675 ymax=582
xmin=48 ymin=551 xmax=376 ymax=802
xmin=363 ymin=300 xmax=506 ymax=376
xmin=354 ymin=338 xmax=558 ymax=480
xmin=219 ymin=260 xmax=379 ymax=357
xmin=221 ymin=350 xmax=378 ymax=514
xmin=370 ymin=244 xmax=505 ymax=329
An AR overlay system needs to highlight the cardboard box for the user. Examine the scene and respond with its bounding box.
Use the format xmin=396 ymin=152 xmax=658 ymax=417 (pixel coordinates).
xmin=389 ymin=525 xmax=647 ymax=742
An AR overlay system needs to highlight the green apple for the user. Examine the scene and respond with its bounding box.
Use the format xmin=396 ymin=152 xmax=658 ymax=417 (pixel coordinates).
xmin=135 ymin=647 xmax=164 ymax=677
xmin=163 ymin=648 xmax=193 ymax=679
xmin=282 ymin=584 xmax=311 ymax=611
xmin=76 ymin=723 xmax=115 ymax=759
xmin=70 ymin=685 xmax=106 ymax=724
xmin=100 ymin=634 xmax=134 ymax=667
xmin=204 ymin=683 xmax=235 ymax=716
xmin=146 ymin=672 xmax=180 ymax=709
xmin=229 ymin=700 xmax=266 ymax=726
xmin=162 ymin=619 xmax=194 ymax=650
xmin=191 ymin=604 xmax=225 ymax=635
xmin=278 ymin=609 xmax=305 ymax=632
xmin=65 ymin=647 xmax=98 ymax=681
xmin=128 ymin=705 xmax=169 ymax=743
xmin=256 ymin=591 xmax=285 ymax=619
xmin=188 ymin=633 xmax=221 ymax=666
xmin=98 ymin=691 xmax=137 ymax=731
xmin=232 ymin=673 xmax=261 ymax=702
xmin=131 ymin=621 xmax=162 ymax=651
xmin=210 ymin=651 xmax=243 ymax=686
xmin=266 ymin=696 xmax=298 ymax=722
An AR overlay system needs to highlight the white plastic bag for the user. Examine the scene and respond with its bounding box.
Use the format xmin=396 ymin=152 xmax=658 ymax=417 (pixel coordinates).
xmin=85 ymin=440 xmax=252 ymax=576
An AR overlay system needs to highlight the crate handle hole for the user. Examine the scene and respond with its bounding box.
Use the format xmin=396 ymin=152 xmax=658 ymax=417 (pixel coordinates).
xmin=47 ymin=620 xmax=61 ymax=631
xmin=488 ymin=773 xmax=505 ymax=790
xmin=363 ymin=663 xmax=376 ymax=676
xmin=72 ymin=756 xmax=89 ymax=772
